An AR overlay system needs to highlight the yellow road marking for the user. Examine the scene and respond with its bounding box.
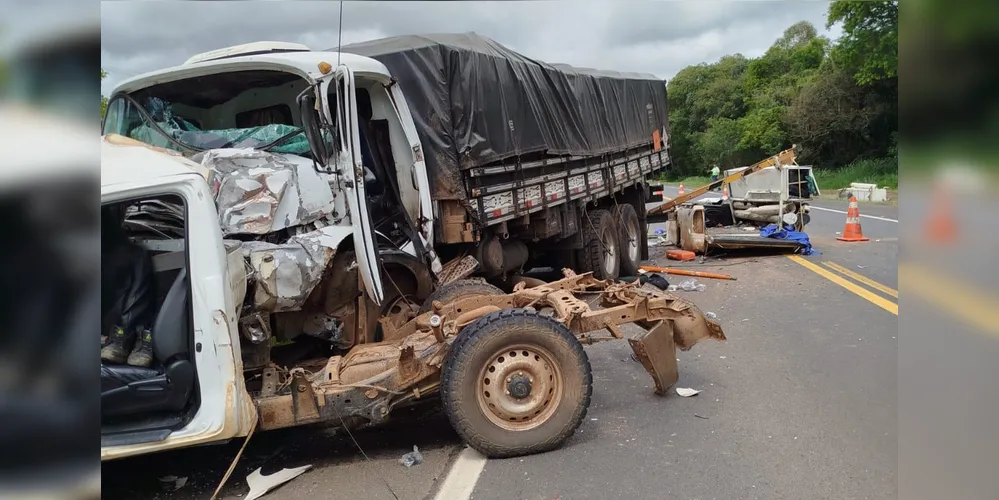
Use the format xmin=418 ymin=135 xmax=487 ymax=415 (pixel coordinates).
xmin=899 ymin=263 xmax=999 ymax=338
xmin=787 ymin=255 xmax=898 ymax=315
xmin=822 ymin=261 xmax=899 ymax=298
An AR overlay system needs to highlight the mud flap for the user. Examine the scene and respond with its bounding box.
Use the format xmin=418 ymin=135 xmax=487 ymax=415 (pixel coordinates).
xmin=628 ymin=320 xmax=678 ymax=396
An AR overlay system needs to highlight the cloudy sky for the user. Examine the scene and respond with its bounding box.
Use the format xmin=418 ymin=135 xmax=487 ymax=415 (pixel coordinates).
xmin=101 ymin=1 xmax=839 ymax=96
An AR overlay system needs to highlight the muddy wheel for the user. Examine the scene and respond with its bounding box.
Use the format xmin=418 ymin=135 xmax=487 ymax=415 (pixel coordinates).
xmin=612 ymin=204 xmax=642 ymax=276
xmin=577 ymin=209 xmax=620 ymax=280
xmin=441 ymin=309 xmax=592 ymax=458
xmin=418 ymin=279 xmax=504 ymax=314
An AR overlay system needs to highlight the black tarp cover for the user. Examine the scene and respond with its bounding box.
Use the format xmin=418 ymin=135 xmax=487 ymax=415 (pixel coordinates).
xmin=339 ymin=33 xmax=669 ymax=201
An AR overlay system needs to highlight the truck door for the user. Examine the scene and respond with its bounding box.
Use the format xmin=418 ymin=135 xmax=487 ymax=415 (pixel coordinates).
xmin=332 ymin=66 xmax=385 ymax=306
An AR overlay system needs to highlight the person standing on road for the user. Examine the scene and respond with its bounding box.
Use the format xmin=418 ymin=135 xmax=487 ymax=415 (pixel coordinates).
xmin=710 ymin=164 xmax=721 ymax=191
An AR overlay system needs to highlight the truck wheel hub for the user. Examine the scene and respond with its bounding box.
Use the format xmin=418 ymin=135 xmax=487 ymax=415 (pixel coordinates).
xmin=477 ymin=344 xmax=564 ymax=431
xmin=507 ymin=375 xmax=532 ymax=399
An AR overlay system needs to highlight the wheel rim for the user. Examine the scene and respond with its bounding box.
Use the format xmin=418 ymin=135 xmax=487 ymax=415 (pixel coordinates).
xmin=601 ymin=227 xmax=618 ymax=275
xmin=476 ymin=343 xmax=564 ymax=431
xmin=624 ymin=216 xmax=640 ymax=263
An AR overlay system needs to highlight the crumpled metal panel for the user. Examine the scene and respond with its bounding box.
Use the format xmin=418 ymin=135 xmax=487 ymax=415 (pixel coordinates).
xmin=243 ymin=226 xmax=349 ymax=312
xmin=197 ymin=149 xmax=336 ymax=236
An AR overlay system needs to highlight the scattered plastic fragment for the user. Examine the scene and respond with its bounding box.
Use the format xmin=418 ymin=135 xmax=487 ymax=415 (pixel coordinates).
xmin=705 ymin=311 xmax=718 ymax=320
xmin=399 ymin=446 xmax=424 ymax=468
xmin=159 ymin=476 xmax=188 ymax=491
xmin=678 ymin=279 xmax=706 ymax=292
xmin=675 ymin=387 xmax=701 ymax=397
xmin=245 ymin=465 xmax=312 ymax=500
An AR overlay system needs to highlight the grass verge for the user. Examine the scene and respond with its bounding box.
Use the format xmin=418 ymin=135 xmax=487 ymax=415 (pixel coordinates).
xmin=658 ymin=175 xmax=712 ymax=187
xmin=813 ymin=157 xmax=898 ymax=190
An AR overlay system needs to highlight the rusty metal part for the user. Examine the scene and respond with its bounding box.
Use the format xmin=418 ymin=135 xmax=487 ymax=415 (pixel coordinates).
xmin=639 ymin=265 xmax=737 ymax=281
xmin=253 ymin=269 xmax=725 ymax=431
xmin=260 ymin=366 xmax=279 ymax=397
xmin=676 ymin=205 xmax=706 ymax=254
xmin=378 ymin=295 xmax=420 ymax=341
xmin=477 ymin=235 xmax=529 ymax=277
xmin=289 ymin=369 xmax=320 ymax=422
xmin=628 ymin=320 xmax=678 ymax=395
xmin=477 ymin=344 xmax=563 ymax=431
xmin=511 ymin=276 xmax=548 ymax=290
xmin=437 ymin=255 xmax=480 ymax=285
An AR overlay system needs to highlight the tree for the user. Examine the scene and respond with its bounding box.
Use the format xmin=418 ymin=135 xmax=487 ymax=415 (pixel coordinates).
xmin=695 ymin=117 xmax=746 ymax=170
xmin=786 ymin=67 xmax=889 ymax=166
xmin=101 ymin=68 xmax=108 ymax=120
xmin=666 ymin=14 xmax=896 ymax=176
xmin=827 ymin=0 xmax=898 ymax=85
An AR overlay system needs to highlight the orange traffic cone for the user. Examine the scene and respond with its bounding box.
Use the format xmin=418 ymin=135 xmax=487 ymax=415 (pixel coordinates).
xmin=721 ymin=184 xmax=729 ymax=201
xmin=836 ymin=196 xmax=869 ymax=242
xmin=678 ymin=183 xmax=685 ymax=196
xmin=924 ymin=184 xmax=957 ymax=244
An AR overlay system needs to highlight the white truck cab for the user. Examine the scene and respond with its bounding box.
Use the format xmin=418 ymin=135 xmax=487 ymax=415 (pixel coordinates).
xmin=103 ymin=42 xmax=441 ymax=307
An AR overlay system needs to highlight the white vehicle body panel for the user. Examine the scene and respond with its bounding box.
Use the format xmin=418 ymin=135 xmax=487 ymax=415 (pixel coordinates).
xmin=101 ymin=140 xmax=256 ymax=460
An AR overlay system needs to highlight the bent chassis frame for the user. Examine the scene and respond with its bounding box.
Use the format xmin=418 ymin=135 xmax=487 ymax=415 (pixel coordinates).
xmin=254 ymin=270 xmax=726 ymax=431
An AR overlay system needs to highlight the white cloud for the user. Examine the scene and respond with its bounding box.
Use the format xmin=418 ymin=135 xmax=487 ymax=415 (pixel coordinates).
xmin=100 ymin=1 xmax=837 ymax=96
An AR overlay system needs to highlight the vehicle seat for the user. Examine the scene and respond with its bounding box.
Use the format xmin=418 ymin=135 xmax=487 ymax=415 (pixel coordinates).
xmin=101 ymin=268 xmax=195 ymax=419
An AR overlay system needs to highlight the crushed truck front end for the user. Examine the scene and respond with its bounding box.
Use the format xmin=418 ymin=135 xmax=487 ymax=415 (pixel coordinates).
xmin=251 ymin=270 xmax=725 ymax=457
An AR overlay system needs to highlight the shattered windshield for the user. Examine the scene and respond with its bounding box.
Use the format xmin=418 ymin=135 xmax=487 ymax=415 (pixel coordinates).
xmin=103 ymin=95 xmax=312 ymax=155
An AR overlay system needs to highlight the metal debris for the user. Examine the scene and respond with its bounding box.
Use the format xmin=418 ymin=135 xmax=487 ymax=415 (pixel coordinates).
xmin=243 ymin=226 xmax=349 ymax=312
xmin=244 ymin=465 xmax=312 ymax=500
xmin=200 ymin=149 xmax=336 ymax=236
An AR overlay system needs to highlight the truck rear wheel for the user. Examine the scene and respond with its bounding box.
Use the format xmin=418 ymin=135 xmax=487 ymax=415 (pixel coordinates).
xmin=612 ymin=204 xmax=642 ymax=276
xmin=577 ymin=209 xmax=620 ymax=280
xmin=419 ymin=279 xmax=504 ymax=314
xmin=441 ymin=309 xmax=592 ymax=458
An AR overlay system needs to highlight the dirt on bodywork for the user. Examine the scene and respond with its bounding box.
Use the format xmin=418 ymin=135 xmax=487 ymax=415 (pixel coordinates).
xmin=254 ymin=269 xmax=725 ymax=431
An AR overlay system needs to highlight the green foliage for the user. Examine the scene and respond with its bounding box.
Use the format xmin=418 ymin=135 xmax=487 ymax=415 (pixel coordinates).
xmin=827 ymin=0 xmax=898 ymax=85
xmin=813 ymin=157 xmax=898 ymax=190
xmin=101 ymin=68 xmax=108 ymax=120
xmin=667 ymin=11 xmax=897 ymax=180
xmin=695 ymin=117 xmax=744 ymax=168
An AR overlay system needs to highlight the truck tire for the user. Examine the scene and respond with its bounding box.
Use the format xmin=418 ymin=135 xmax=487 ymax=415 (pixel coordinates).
xmin=612 ymin=204 xmax=641 ymax=277
xmin=441 ymin=309 xmax=592 ymax=458
xmin=577 ymin=209 xmax=620 ymax=280
xmin=419 ymin=279 xmax=504 ymax=314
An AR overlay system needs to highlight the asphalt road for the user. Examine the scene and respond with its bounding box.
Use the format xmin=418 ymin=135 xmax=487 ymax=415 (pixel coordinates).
xmin=102 ymin=191 xmax=900 ymax=500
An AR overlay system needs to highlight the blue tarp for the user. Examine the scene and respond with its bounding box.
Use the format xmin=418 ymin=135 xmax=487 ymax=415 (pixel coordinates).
xmin=760 ymin=224 xmax=818 ymax=255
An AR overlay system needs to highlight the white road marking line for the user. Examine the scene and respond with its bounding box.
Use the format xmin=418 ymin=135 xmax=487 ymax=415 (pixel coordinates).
xmin=434 ymin=447 xmax=487 ymax=500
xmin=808 ymin=205 xmax=898 ymax=223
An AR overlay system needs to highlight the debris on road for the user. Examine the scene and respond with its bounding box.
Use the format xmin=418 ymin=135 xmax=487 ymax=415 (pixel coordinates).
xmin=245 ymin=465 xmax=312 ymax=500
xmin=158 ymin=475 xmax=188 ymax=491
xmin=645 ymin=273 xmax=671 ymax=291
xmin=679 ymin=279 xmax=706 ymax=292
xmin=694 ymin=414 xmax=710 ymax=419
xmin=640 ymin=265 xmax=736 ymax=281
xmin=667 ymin=249 xmax=696 ymax=261
xmin=399 ymin=446 xmax=424 ymax=468
xmin=705 ymin=312 xmax=719 ymax=320
xmin=675 ymin=387 xmax=701 ymax=397
xmin=760 ymin=224 xmax=817 ymax=255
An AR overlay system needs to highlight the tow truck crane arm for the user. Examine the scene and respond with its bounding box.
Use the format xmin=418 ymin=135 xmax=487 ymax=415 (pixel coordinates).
xmin=648 ymin=146 xmax=798 ymax=215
